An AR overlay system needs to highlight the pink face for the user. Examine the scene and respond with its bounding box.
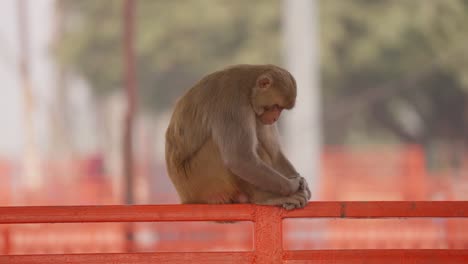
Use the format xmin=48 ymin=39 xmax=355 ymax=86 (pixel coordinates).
xmin=259 ymin=105 xmax=283 ymax=125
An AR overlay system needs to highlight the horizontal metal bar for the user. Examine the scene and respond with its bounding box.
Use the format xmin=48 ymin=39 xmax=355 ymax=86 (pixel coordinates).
xmin=283 ymin=201 xmax=468 ymax=218
xmin=0 ymin=252 xmax=254 ymax=264
xmin=3 ymin=250 xmax=466 ymax=264
xmin=283 ymin=249 xmax=468 ymax=264
xmin=1 ymin=202 xmax=467 ymax=224
xmin=0 ymin=204 xmax=255 ymax=224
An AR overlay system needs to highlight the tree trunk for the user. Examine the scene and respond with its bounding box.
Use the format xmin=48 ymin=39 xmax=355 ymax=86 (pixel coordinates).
xmin=122 ymin=0 xmax=137 ymax=252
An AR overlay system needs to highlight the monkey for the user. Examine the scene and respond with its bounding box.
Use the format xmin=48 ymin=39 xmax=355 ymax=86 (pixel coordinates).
xmin=165 ymin=64 xmax=311 ymax=210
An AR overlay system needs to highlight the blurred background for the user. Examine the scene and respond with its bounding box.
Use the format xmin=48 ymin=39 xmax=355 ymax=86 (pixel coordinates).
xmin=1 ymin=0 xmax=467 ymax=255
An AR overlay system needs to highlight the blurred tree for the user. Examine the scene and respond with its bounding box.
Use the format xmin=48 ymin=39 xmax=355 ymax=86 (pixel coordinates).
xmin=320 ymin=0 xmax=468 ymax=151
xmin=55 ymin=0 xmax=468 ymax=158
xmin=56 ymin=0 xmax=281 ymax=112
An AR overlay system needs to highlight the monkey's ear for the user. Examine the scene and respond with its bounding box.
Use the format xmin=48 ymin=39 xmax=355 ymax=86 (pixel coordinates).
xmin=257 ymin=74 xmax=272 ymax=89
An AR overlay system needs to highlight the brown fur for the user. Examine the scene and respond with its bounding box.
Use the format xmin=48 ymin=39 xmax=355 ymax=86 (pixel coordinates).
xmin=165 ymin=64 xmax=310 ymax=209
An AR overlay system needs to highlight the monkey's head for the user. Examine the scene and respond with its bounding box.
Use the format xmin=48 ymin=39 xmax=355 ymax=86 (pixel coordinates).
xmin=251 ymin=70 xmax=297 ymax=125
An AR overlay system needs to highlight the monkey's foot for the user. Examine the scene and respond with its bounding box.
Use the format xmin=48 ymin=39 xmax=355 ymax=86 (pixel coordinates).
xmin=255 ymin=191 xmax=308 ymax=210
xmin=281 ymin=191 xmax=308 ymax=210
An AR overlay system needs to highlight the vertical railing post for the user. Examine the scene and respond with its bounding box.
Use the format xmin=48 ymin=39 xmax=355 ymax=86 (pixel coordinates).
xmin=254 ymin=206 xmax=283 ymax=264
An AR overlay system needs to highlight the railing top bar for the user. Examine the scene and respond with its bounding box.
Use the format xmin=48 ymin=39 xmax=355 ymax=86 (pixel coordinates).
xmin=283 ymin=249 xmax=468 ymax=263
xmin=0 ymin=204 xmax=256 ymax=224
xmin=284 ymin=201 xmax=468 ymax=218
xmin=0 ymin=202 xmax=467 ymax=224
xmin=1 ymin=252 xmax=254 ymax=264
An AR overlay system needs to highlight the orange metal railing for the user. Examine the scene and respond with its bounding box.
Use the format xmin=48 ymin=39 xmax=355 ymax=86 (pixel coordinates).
xmin=1 ymin=202 xmax=468 ymax=263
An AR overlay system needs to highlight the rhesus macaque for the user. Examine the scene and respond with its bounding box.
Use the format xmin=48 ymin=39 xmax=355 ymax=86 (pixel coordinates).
xmin=165 ymin=64 xmax=311 ymax=210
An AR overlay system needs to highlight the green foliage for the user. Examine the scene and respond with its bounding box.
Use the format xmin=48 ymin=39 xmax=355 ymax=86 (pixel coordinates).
xmin=320 ymin=0 xmax=468 ymax=145
xmin=57 ymin=0 xmax=281 ymax=110
xmin=56 ymin=0 xmax=468 ymax=146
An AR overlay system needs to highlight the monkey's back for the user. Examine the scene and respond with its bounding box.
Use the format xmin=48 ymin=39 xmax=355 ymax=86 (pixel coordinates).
xmin=165 ymin=70 xmax=244 ymax=203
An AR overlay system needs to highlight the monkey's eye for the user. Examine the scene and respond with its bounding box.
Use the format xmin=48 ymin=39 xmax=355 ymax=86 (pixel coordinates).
xmin=264 ymin=105 xmax=283 ymax=112
xmin=274 ymin=105 xmax=284 ymax=111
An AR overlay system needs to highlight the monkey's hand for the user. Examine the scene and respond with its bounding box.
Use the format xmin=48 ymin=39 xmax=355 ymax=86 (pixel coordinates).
xmin=298 ymin=176 xmax=311 ymax=201
xmin=281 ymin=190 xmax=309 ymax=210
xmin=282 ymin=176 xmax=303 ymax=196
xmin=280 ymin=175 xmax=310 ymax=210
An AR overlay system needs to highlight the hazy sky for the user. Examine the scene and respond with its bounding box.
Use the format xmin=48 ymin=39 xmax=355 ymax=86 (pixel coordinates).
xmin=0 ymin=0 xmax=54 ymax=158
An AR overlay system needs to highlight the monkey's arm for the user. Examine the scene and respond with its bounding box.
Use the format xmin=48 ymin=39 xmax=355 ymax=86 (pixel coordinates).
xmin=212 ymin=111 xmax=300 ymax=196
xmin=259 ymin=125 xmax=311 ymax=200
xmin=274 ymin=150 xmax=311 ymax=199
xmin=257 ymin=125 xmax=299 ymax=177
xmin=274 ymin=152 xmax=300 ymax=177
xmin=274 ymin=151 xmax=311 ymax=200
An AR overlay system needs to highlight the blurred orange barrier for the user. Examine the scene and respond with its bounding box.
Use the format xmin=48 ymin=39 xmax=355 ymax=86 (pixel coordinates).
xmin=0 ymin=201 xmax=467 ymax=263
